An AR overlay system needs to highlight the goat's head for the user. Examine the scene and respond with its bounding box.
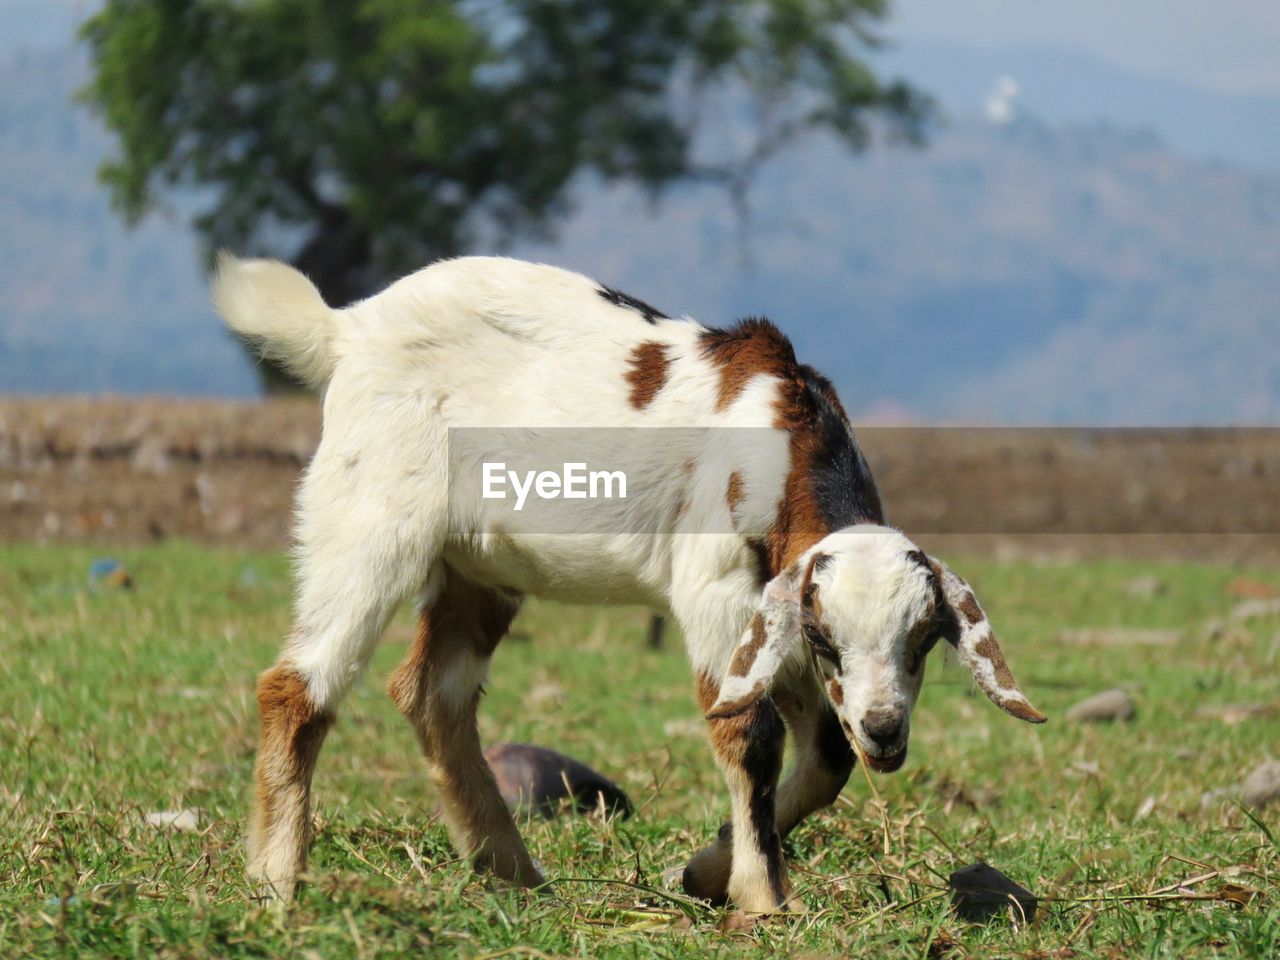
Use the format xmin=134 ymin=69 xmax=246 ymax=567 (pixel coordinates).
xmin=708 ymin=526 xmax=1045 ymax=771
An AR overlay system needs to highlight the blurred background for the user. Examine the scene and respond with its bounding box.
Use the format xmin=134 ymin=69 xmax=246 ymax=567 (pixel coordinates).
xmin=3 ymin=0 xmax=1278 ymax=423
xmin=1 ymin=0 xmax=1277 ymax=557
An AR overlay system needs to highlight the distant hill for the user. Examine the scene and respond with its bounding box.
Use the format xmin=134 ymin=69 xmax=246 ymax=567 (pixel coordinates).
xmin=1 ymin=44 xmax=1278 ymax=423
xmin=877 ymin=37 xmax=1280 ymax=173
xmin=524 ymin=117 xmax=1280 ymax=423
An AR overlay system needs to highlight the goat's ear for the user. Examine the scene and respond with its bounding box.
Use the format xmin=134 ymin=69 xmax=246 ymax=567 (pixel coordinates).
xmin=705 ymin=561 xmax=808 ymax=720
xmin=929 ymin=557 xmax=1047 ymax=724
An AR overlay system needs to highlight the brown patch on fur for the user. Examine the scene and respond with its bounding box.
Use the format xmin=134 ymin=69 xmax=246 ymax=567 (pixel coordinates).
xmin=768 ymin=416 xmax=829 ymax=570
xmin=726 ymin=471 xmax=745 ymax=515
xmin=971 ymin=634 xmax=1048 ymax=723
xmin=799 ymin=557 xmax=839 ymax=665
xmin=700 ymin=319 xmax=796 ymax=412
xmin=624 ymin=341 xmax=672 ymax=409
xmin=706 ymin=686 xmax=767 ymax=720
xmin=972 ymin=634 xmax=1018 ymax=691
xmin=386 ymin=616 xmax=430 ymax=715
xmin=702 ymin=667 xmax=771 ymax=719
xmin=253 ymin=666 xmax=334 ymax=819
xmin=388 ymin=579 xmax=520 ymax=716
xmin=728 ymin=614 xmax=767 ymax=677
xmin=695 ymin=671 xmax=720 ymax=714
xmin=800 ymin=553 xmax=824 ymax=618
xmin=248 ymin=663 xmax=335 ymax=890
xmin=956 ymin=591 xmax=984 ymax=626
xmin=827 ymin=679 xmax=844 ymax=705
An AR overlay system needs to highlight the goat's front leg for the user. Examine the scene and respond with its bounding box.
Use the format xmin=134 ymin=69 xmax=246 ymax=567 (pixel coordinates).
xmin=685 ymin=669 xmax=854 ymax=907
xmin=693 ymin=677 xmax=792 ymax=914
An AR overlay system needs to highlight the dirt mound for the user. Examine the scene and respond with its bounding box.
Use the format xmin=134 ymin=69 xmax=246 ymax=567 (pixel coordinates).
xmin=2 ymin=397 xmax=1277 ymax=563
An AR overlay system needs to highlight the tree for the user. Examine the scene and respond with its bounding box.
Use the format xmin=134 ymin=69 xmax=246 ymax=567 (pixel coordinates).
xmin=81 ymin=0 xmax=928 ymax=385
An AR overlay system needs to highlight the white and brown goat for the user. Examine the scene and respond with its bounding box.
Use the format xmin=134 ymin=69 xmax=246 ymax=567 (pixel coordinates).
xmin=213 ymin=254 xmax=1045 ymax=912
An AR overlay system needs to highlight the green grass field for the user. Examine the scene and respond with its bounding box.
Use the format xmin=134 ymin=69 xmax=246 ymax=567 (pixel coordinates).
xmin=1 ymin=542 xmax=1278 ymax=958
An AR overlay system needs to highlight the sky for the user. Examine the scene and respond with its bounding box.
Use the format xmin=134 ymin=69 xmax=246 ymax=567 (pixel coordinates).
xmin=889 ymin=0 xmax=1280 ymax=98
xmin=6 ymin=0 xmax=1280 ymax=99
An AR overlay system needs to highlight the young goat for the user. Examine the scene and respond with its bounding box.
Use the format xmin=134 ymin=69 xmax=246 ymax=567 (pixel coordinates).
xmin=214 ymin=254 xmax=1045 ymax=912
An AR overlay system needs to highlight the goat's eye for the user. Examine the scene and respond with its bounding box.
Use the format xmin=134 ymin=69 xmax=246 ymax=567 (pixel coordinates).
xmin=907 ymin=632 xmax=940 ymax=674
xmin=802 ymin=622 xmax=840 ymax=667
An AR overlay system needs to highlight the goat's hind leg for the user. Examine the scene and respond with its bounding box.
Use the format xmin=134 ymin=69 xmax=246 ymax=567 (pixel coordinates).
xmin=247 ymin=661 xmax=335 ymax=901
xmin=388 ymin=569 xmax=543 ymax=887
xmin=248 ymin=527 xmax=423 ymax=900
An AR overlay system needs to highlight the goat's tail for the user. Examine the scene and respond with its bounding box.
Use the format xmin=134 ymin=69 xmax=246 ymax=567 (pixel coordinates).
xmin=212 ymin=252 xmax=337 ymax=386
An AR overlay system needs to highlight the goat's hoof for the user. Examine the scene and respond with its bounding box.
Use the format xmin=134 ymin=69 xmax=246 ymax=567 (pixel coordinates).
xmin=724 ymin=882 xmax=803 ymax=918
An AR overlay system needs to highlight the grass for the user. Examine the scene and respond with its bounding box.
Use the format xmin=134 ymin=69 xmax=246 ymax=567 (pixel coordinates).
xmin=1 ymin=541 xmax=1278 ymax=958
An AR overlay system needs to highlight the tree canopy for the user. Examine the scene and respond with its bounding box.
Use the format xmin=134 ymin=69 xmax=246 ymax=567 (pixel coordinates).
xmin=81 ymin=0 xmax=927 ymax=314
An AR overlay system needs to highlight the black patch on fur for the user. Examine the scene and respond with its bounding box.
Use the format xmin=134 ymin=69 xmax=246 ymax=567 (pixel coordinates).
xmin=905 ymin=549 xmax=931 ymax=573
xmin=741 ymin=698 xmax=788 ymax=904
xmin=797 ymin=364 xmax=885 ymax=528
xmin=746 ymin=538 xmax=771 ymax=587
xmin=597 ymin=285 xmax=668 ymax=324
xmin=814 ymin=705 xmax=856 ymax=779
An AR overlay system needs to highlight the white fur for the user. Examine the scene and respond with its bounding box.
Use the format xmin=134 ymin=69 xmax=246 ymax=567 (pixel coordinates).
xmin=212 ymin=252 xmax=337 ymax=386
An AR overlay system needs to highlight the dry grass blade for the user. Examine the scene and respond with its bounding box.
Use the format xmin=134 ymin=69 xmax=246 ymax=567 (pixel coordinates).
xmin=543 ymin=876 xmax=714 ymax=919
xmin=402 ymin=841 xmax=432 ymax=884
xmin=848 ymin=737 xmax=892 ymax=856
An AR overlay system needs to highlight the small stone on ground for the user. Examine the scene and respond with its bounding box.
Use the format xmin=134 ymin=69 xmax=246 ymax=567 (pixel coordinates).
xmin=949 ymin=862 xmax=1037 ymax=923
xmin=1241 ymin=760 xmax=1280 ymax=809
xmin=1066 ymin=689 xmax=1137 ymax=723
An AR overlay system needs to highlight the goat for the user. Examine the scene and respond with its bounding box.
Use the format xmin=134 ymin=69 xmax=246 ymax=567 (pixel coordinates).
xmin=213 ymin=253 xmax=1045 ymax=912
